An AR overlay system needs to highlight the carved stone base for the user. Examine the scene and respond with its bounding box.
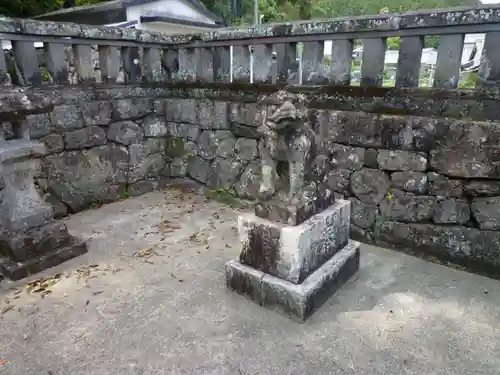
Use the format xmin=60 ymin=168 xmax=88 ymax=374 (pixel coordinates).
xmin=254 ymin=185 xmax=334 ymax=225
xmin=226 ymin=240 xmax=360 ymax=321
xmin=0 ymin=222 xmax=88 ymax=280
xmin=239 ymin=200 xmax=351 ymax=284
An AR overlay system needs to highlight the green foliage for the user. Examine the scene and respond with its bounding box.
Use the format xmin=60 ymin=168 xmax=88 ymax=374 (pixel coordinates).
xmin=459 ymin=71 xmax=478 ymax=89
xmin=207 ymin=188 xmax=240 ymax=207
xmin=0 ymin=0 xmax=107 ymax=18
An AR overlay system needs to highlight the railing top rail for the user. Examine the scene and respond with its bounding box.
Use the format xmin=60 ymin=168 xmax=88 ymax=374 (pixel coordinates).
xmin=0 ymin=4 xmax=500 ymax=48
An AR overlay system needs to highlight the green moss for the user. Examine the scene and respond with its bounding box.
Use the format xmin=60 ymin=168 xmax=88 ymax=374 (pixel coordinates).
xmin=118 ymin=187 xmax=130 ymax=200
xmin=207 ymin=188 xmax=240 ymax=207
xmin=165 ymin=137 xmax=186 ymax=158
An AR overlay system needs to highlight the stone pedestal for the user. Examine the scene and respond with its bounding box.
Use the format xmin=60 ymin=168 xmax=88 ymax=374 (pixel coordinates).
xmin=226 ymin=199 xmax=360 ymax=321
xmin=0 ymin=139 xmax=87 ymax=281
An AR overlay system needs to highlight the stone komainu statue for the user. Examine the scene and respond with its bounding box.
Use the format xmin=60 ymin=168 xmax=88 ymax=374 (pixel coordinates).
xmin=257 ymin=90 xmax=315 ymax=202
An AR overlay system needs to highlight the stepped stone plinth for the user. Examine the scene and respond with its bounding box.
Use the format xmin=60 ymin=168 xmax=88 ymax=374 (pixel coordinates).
xmin=225 ymin=91 xmax=359 ymax=320
xmin=0 ymin=90 xmax=87 ymax=280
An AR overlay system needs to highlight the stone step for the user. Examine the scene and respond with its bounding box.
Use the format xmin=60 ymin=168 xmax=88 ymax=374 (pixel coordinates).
xmin=0 ymin=237 xmax=87 ymax=281
xmin=226 ymin=239 xmax=360 ymax=321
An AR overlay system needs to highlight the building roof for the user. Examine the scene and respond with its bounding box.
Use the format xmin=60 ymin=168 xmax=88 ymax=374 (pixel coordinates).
xmin=36 ymin=0 xmax=224 ymax=25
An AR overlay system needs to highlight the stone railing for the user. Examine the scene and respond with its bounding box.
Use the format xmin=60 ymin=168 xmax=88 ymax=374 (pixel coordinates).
xmin=1 ymin=5 xmax=500 ymax=88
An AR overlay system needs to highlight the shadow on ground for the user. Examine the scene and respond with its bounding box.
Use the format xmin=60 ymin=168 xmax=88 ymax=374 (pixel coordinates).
xmin=0 ymin=188 xmax=499 ymax=375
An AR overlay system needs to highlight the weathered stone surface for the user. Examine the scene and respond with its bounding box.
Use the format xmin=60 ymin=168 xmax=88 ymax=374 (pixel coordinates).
xmin=350 ymin=168 xmax=390 ymax=204
xmin=433 ymin=198 xmax=470 ymax=224
xmin=217 ymin=136 xmax=236 ymax=158
xmin=25 ymin=113 xmax=52 ymax=139
xmin=166 ymin=99 xmax=197 ymax=124
xmin=112 ymin=98 xmax=152 ymax=120
xmin=377 ymin=221 xmax=500 ymax=271
xmin=391 ymin=171 xmax=427 ymax=194
xmin=81 ymin=101 xmax=112 ymax=126
xmin=128 ymin=180 xmax=159 ymax=197
xmin=50 ymin=105 xmax=83 ymax=131
xmin=207 ymin=158 xmax=242 ymax=189
xmin=226 ymin=240 xmax=360 ymax=321
xmin=164 ymin=157 xmax=189 ymax=178
xmin=64 ymin=126 xmax=106 ymax=150
xmin=128 ymin=144 xmax=165 ymax=183
xmin=234 ymin=162 xmax=261 ymax=199
xmin=348 ymin=197 xmax=378 ymax=229
xmin=312 ymin=155 xmax=331 ymax=179
xmin=430 ymin=146 xmax=500 ymax=178
xmin=197 ymin=100 xmax=229 ymax=129
xmin=326 ymin=168 xmax=351 ymax=195
xmin=235 ymin=138 xmax=258 ymax=161
xmin=142 ymin=114 xmax=167 ymax=137
xmin=239 ymin=200 xmax=350 ymax=284
xmin=153 ymin=99 xmax=166 ymax=115
xmin=40 ymin=133 xmax=64 ymax=154
xmin=43 ymin=193 xmax=68 ymax=218
xmin=229 ymin=102 xmax=262 ymax=127
xmin=471 ymin=198 xmax=500 ymax=230
xmin=464 ymin=181 xmax=500 ymax=197
xmin=165 ymin=137 xmax=189 ymax=158
xmin=230 ymin=122 xmax=261 ymax=139
xmin=331 ymin=143 xmax=364 ymax=170
xmin=45 ymin=144 xmax=128 ymax=211
xmin=167 ymin=122 xmax=200 ymax=141
xmin=187 ymin=155 xmax=212 ymax=183
xmin=380 ymin=189 xmax=435 ymax=222
xmin=364 ymin=149 xmax=378 ymax=168
xmin=0 ymin=221 xmax=87 ymax=281
xmin=377 ymin=149 xmax=427 ymax=171
xmin=427 ymin=173 xmax=463 ymax=198
xmin=198 ymin=130 xmax=233 ymax=160
xmin=107 ymin=121 xmax=143 ymax=145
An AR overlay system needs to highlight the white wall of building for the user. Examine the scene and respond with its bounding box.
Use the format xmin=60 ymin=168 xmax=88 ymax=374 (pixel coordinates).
xmin=136 ymin=21 xmax=215 ymax=33
xmin=126 ymin=0 xmax=216 ymax=25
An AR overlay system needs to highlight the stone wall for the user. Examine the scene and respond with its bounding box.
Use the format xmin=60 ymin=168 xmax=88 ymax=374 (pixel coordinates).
xmin=5 ymin=83 xmax=500 ymax=276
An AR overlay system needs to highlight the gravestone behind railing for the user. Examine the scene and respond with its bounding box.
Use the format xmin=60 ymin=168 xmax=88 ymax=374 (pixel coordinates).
xmin=0 ymin=5 xmax=500 ymax=90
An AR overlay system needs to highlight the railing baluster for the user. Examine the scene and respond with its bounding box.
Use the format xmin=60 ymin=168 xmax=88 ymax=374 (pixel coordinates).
xmin=122 ymin=46 xmax=142 ymax=83
xmin=329 ymin=40 xmax=353 ymax=85
xmin=99 ymin=46 xmax=121 ymax=83
xmin=178 ymin=47 xmax=196 ymax=82
xmin=44 ymin=42 xmax=69 ymax=84
xmin=302 ymin=41 xmax=325 ymax=84
xmin=233 ymin=45 xmax=251 ymax=83
xmin=214 ymin=46 xmax=231 ymax=82
xmin=143 ymin=47 xmax=164 ymax=82
xmin=0 ymin=42 xmax=11 ymax=85
xmin=478 ymin=31 xmax=500 ymax=90
xmin=395 ymin=36 xmax=424 ymax=88
xmin=196 ymin=47 xmax=214 ymax=82
xmin=162 ymin=49 xmax=179 ymax=81
xmin=361 ymin=38 xmax=386 ymax=87
xmin=253 ymin=44 xmax=273 ymax=83
xmin=73 ymin=44 xmax=95 ymax=83
xmin=11 ymin=41 xmax=41 ymax=86
xmin=274 ymin=42 xmax=297 ymax=84
xmin=433 ymin=34 xmax=464 ymax=89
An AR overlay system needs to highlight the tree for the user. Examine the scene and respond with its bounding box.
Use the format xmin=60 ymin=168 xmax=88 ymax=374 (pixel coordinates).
xmin=0 ymin=0 xmax=107 ymax=18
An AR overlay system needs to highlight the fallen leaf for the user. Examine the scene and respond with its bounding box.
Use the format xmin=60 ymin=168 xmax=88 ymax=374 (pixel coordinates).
xmin=92 ymin=291 xmax=103 ymax=296
xmin=0 ymin=359 xmax=7 ymax=366
xmin=1 ymin=306 xmax=13 ymax=314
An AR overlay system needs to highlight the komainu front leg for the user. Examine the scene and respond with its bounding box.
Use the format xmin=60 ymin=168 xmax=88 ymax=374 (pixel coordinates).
xmin=258 ymin=135 xmax=278 ymax=199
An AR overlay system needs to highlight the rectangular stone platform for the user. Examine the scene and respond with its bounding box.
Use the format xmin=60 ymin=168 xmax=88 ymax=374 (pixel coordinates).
xmin=226 ymin=240 xmax=360 ymax=321
xmin=239 ymin=200 xmax=351 ymax=284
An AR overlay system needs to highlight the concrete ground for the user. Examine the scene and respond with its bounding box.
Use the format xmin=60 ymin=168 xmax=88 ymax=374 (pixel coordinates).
xmin=0 ymin=188 xmax=499 ymax=375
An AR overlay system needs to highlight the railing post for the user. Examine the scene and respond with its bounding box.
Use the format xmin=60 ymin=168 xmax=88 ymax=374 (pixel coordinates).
xmin=143 ymin=47 xmax=164 ymax=82
xmin=395 ymin=36 xmax=424 ymax=88
xmin=44 ymin=42 xmax=69 ymax=84
xmin=214 ymin=46 xmax=231 ymax=82
xmin=274 ymin=42 xmax=297 ymax=84
xmin=361 ymin=38 xmax=387 ymax=87
xmin=196 ymin=47 xmax=214 ymax=82
xmin=233 ymin=45 xmax=251 ymax=83
xmin=73 ymin=44 xmax=95 ymax=83
xmin=478 ymin=32 xmax=500 ymax=90
xmin=99 ymin=46 xmax=122 ymax=83
xmin=162 ymin=49 xmax=179 ymax=81
xmin=329 ymin=40 xmax=353 ymax=85
xmin=434 ymin=34 xmax=465 ymax=89
xmin=0 ymin=43 xmax=11 ymax=85
xmin=122 ymin=46 xmax=142 ymax=83
xmin=302 ymin=41 xmax=325 ymax=84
